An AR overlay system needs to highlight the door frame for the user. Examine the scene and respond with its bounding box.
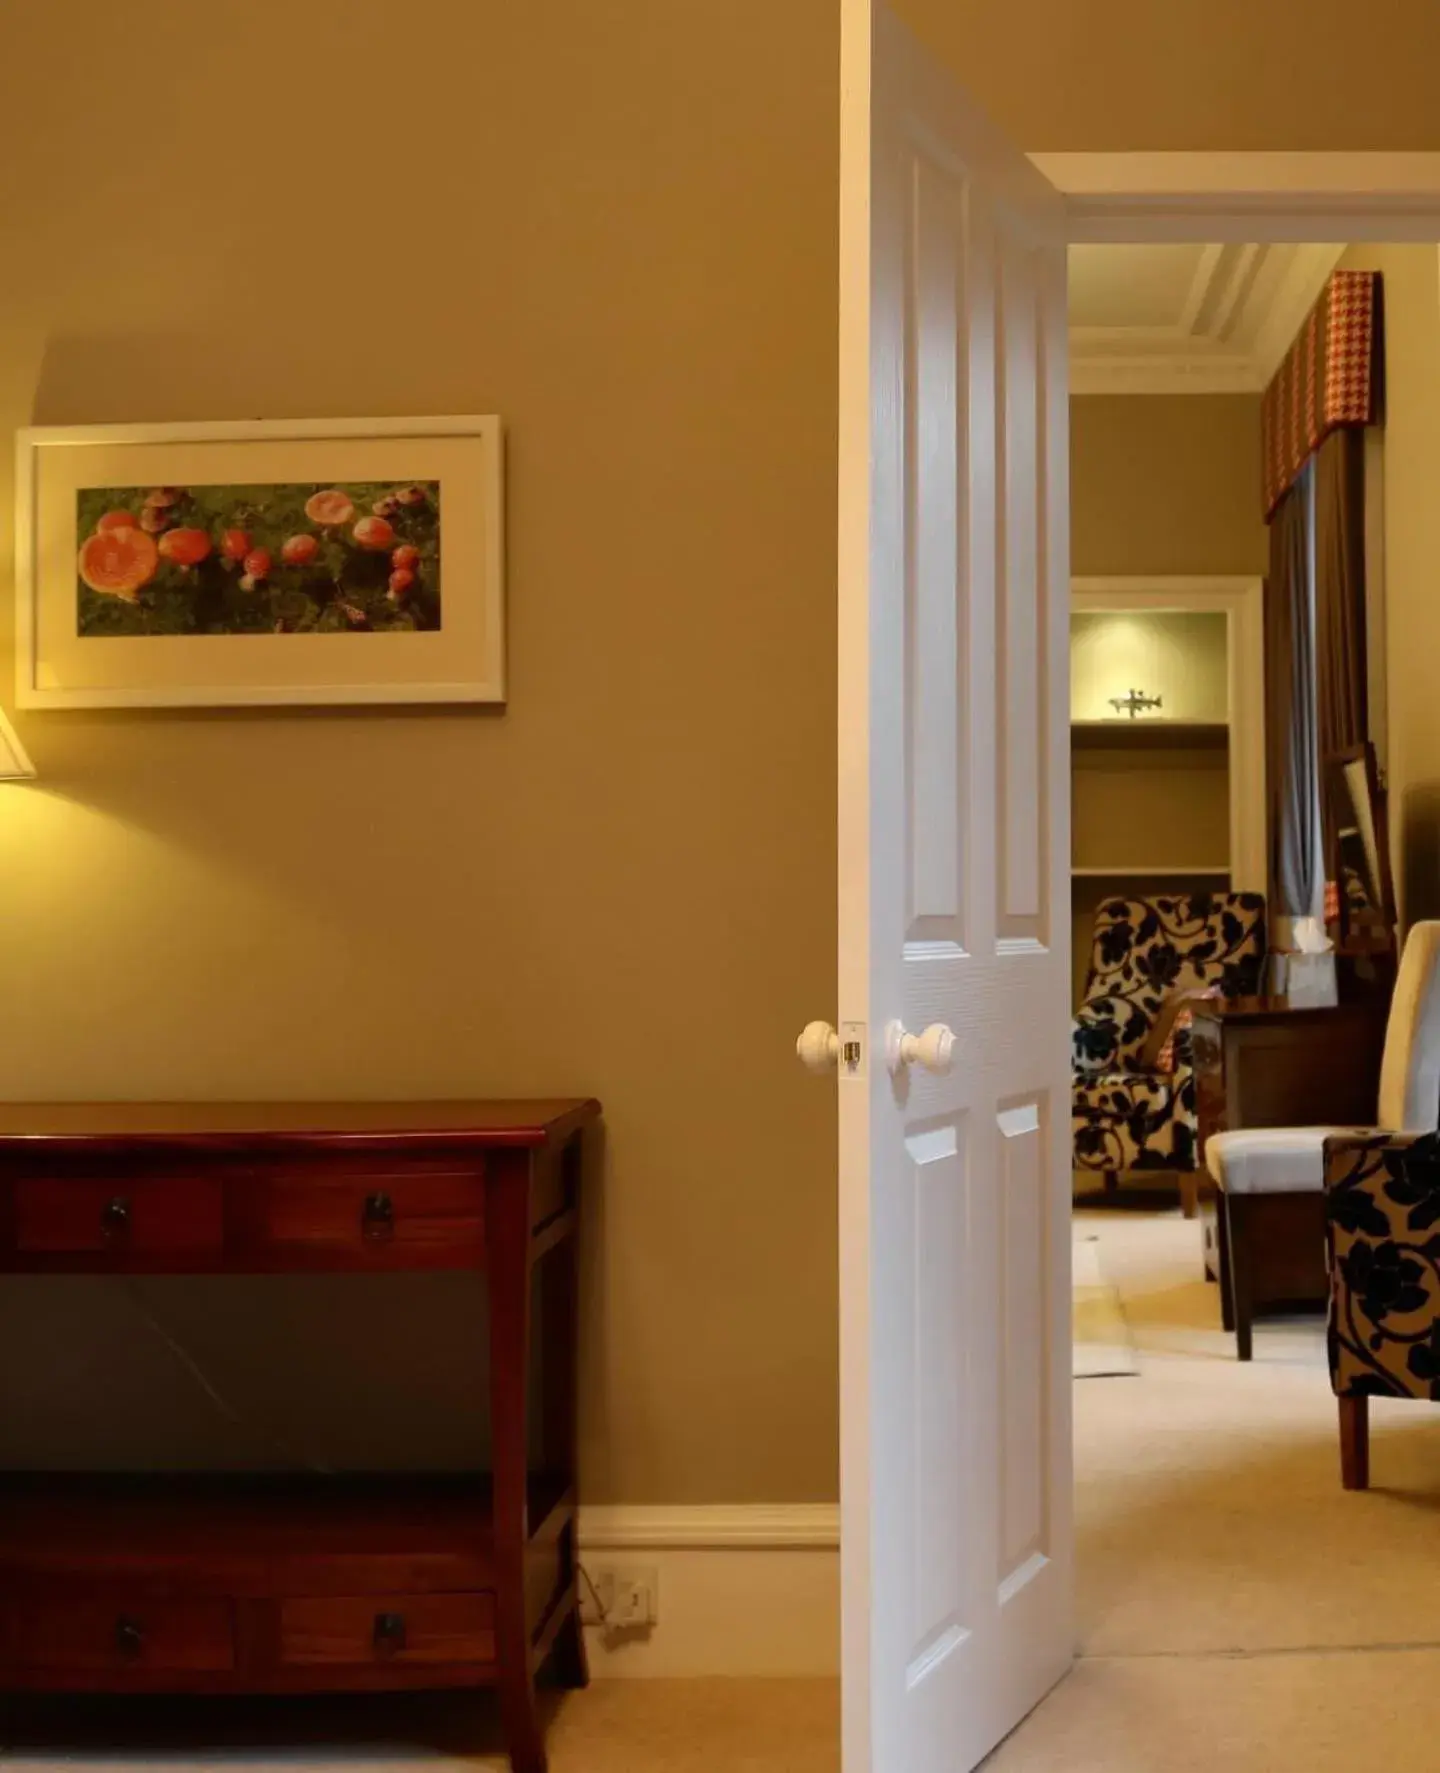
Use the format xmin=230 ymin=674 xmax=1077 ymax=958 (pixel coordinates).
xmin=1034 ymin=153 xmax=1440 ymax=243
xmin=1071 ymin=576 xmax=1266 ymax=894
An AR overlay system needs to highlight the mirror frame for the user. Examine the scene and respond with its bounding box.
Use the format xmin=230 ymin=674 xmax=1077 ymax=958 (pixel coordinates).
xmin=1325 ymin=740 xmax=1396 ymax=945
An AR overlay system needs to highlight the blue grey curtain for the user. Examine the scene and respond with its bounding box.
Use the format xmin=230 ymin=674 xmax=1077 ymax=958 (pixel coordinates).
xmin=1265 ymin=464 xmax=1321 ymax=920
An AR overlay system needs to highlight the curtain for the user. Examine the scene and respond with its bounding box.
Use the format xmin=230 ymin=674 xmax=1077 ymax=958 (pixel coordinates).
xmin=1265 ymin=471 xmax=1321 ymax=920
xmin=1262 ymin=270 xmax=1381 ymax=518
xmin=1314 ymin=426 xmax=1368 ymax=760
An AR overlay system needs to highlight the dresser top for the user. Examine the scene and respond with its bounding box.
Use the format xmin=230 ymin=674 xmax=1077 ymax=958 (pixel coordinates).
xmin=1191 ymin=995 xmax=1383 ymax=1026
xmin=0 ymin=1100 xmax=599 ymax=1154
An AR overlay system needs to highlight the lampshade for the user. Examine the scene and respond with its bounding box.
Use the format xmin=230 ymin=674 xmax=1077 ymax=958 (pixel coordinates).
xmin=0 ymin=704 xmax=34 ymax=780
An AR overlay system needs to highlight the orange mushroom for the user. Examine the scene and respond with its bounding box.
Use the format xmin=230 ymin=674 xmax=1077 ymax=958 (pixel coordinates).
xmin=352 ymin=515 xmax=395 ymax=551
xmin=304 ymin=489 xmax=355 ymax=527
xmin=78 ymin=527 xmax=159 ymax=601
xmin=239 ymin=548 xmax=271 ymax=592
xmin=157 ymin=527 xmax=212 ymax=568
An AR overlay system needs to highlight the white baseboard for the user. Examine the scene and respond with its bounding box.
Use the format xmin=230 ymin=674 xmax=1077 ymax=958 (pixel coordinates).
xmin=577 ymin=1504 xmax=840 ymax=1678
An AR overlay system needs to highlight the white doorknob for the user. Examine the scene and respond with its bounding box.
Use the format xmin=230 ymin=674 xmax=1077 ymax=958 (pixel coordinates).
xmin=885 ymin=1021 xmax=956 ymax=1077
xmin=796 ymin=1021 xmax=840 ymax=1074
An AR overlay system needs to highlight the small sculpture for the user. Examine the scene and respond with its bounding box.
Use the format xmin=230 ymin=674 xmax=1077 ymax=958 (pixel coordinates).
xmin=1109 ymin=688 xmax=1163 ymax=720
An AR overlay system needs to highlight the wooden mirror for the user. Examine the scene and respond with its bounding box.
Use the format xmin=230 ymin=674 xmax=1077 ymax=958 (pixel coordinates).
xmin=1325 ymin=741 xmax=1396 ymax=948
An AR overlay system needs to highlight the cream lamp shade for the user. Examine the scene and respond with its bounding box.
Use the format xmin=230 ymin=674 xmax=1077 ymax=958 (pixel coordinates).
xmin=0 ymin=704 xmax=34 ymax=780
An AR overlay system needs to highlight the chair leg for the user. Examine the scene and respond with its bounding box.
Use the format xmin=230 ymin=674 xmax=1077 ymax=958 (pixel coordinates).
xmin=1214 ymin=1192 xmax=1235 ymax=1331
xmin=1178 ymin=1172 xmax=1199 ymax=1220
xmin=1224 ymin=1191 xmax=1254 ymax=1361
xmin=1339 ymin=1394 xmax=1370 ymax=1491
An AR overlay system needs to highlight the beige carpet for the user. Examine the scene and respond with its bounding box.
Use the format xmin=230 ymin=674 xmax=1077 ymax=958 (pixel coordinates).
xmin=987 ymin=1207 xmax=1440 ymax=1769
xmin=0 ymin=1682 xmax=840 ymax=1769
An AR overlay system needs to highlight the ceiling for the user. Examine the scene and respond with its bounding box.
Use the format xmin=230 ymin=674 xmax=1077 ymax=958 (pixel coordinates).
xmin=1068 ymin=243 xmax=1346 ymax=394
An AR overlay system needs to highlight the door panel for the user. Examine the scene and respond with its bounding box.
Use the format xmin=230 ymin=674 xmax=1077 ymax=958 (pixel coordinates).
xmin=838 ymin=5 xmax=1073 ymax=1769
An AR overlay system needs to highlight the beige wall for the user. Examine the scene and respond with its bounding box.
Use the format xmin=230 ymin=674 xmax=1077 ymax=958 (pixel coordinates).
xmin=1070 ymin=396 xmax=1267 ymax=578
xmin=896 ymin=0 xmax=1440 ymax=150
xmin=0 ymin=0 xmax=838 ymax=1504
xmin=1338 ymin=245 xmax=1440 ymax=928
xmin=7 ymin=2 xmax=1440 ymax=1513
xmin=1072 ymin=751 xmax=1230 ymax=876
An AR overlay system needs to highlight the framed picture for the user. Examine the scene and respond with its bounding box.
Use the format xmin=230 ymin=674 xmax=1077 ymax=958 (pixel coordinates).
xmin=14 ymin=415 xmax=504 ymax=709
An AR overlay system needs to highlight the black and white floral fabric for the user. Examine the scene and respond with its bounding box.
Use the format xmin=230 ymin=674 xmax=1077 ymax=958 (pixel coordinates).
xmin=1072 ymin=892 xmax=1267 ymax=1175
xmin=1327 ymin=1131 xmax=1440 ymax=1400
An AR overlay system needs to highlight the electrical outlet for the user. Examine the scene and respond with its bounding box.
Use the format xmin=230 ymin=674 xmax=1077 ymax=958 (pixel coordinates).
xmin=580 ymin=1564 xmax=659 ymax=1632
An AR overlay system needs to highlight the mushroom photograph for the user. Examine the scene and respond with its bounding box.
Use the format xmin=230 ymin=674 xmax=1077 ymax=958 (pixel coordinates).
xmin=74 ymin=480 xmax=441 ymax=636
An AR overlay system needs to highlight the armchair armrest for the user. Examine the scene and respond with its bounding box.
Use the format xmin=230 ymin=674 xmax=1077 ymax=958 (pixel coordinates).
xmin=1326 ymin=1130 xmax=1440 ymax=1402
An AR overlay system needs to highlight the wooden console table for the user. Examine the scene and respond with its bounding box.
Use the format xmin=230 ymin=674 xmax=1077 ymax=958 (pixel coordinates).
xmin=1191 ymin=998 xmax=1385 ymax=1302
xmin=0 ymin=1099 xmax=599 ymax=1773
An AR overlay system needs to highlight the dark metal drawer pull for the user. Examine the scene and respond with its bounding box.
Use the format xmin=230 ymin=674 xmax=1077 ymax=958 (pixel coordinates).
xmin=101 ymin=1196 xmax=132 ymax=1238
xmin=373 ymin=1610 xmax=406 ymax=1654
xmin=361 ymin=1192 xmax=394 ymax=1240
xmin=114 ymin=1615 xmax=145 ymax=1660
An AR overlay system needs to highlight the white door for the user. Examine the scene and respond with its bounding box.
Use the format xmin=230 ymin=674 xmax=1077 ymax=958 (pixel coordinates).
xmin=835 ymin=4 xmax=1073 ymax=1768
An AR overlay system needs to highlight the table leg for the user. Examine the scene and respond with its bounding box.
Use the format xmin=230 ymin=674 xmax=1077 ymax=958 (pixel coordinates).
xmin=1214 ymin=1191 xmax=1235 ymax=1331
xmin=487 ymin=1152 xmax=546 ymax=1773
xmin=540 ymin=1135 xmax=588 ymax=1691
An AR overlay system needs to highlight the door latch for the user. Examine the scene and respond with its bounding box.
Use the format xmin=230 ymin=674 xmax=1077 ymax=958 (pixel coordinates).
xmin=840 ymin=1022 xmax=867 ymax=1077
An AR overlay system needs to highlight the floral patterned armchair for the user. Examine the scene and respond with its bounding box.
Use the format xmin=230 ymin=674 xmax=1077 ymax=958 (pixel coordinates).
xmin=1326 ymin=1129 xmax=1440 ymax=1487
xmin=1072 ymin=892 xmax=1268 ymax=1179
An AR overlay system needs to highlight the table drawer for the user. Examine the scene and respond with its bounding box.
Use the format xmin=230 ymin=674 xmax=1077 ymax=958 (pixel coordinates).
xmin=13 ymin=1176 xmax=225 ymax=1257
xmin=278 ymin=1593 xmax=497 ymax=1668
xmin=17 ymin=1597 xmax=235 ymax=1673
xmin=254 ymin=1171 xmax=486 ymax=1257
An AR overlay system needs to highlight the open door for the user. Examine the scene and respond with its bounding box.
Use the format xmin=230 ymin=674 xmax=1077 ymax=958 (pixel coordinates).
xmin=831 ymin=3 xmax=1073 ymax=1767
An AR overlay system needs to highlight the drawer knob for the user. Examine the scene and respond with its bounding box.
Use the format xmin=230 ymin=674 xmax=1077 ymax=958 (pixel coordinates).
xmin=101 ymin=1196 xmax=132 ymax=1238
xmin=361 ymin=1192 xmax=395 ymax=1240
xmin=114 ymin=1615 xmax=145 ymax=1660
xmin=373 ymin=1610 xmax=407 ymax=1655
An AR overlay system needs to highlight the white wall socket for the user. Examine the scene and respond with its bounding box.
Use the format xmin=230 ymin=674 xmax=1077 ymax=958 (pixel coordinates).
xmin=581 ymin=1564 xmax=659 ymax=1632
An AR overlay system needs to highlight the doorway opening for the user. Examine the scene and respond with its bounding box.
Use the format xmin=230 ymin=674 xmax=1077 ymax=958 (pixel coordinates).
xmin=1052 ymin=226 xmax=1435 ymax=1770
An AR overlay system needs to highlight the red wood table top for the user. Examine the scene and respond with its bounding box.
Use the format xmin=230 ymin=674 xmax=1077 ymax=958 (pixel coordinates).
xmin=0 ymin=1100 xmax=599 ymax=1157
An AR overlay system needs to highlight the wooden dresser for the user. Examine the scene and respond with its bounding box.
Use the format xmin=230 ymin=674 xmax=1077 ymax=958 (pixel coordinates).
xmin=1190 ymin=999 xmax=1386 ymax=1295
xmin=0 ymin=1099 xmax=599 ymax=1773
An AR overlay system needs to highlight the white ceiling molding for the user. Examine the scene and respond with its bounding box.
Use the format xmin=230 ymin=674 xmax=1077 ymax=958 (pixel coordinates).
xmin=1069 ymin=355 xmax=1262 ymax=396
xmin=1068 ymin=240 xmax=1346 ymax=395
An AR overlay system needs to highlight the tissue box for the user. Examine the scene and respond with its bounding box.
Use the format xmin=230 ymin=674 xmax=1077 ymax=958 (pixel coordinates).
xmin=1281 ymin=951 xmax=1338 ymax=1008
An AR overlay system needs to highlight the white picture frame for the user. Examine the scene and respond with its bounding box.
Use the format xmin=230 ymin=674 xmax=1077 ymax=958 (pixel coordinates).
xmin=15 ymin=415 xmax=505 ymax=709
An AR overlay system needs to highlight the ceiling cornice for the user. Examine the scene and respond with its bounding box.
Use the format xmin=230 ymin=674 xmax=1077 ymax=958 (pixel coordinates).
xmin=1069 ymin=356 xmax=1261 ymax=396
xmin=1069 ymin=241 xmax=1346 ymax=396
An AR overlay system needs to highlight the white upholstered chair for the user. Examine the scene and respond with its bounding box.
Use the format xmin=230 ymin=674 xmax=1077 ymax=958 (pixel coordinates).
xmin=1206 ymin=920 xmax=1440 ymax=1359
